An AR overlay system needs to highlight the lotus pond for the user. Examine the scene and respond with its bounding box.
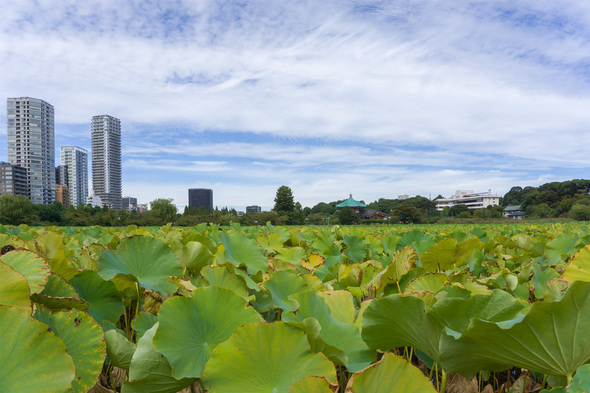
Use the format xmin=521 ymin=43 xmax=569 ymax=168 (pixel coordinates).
xmin=1 ymin=222 xmax=589 ymax=393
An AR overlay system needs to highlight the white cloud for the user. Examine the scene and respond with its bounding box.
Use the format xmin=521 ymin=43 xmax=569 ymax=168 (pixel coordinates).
xmin=1 ymin=1 xmax=589 ymax=206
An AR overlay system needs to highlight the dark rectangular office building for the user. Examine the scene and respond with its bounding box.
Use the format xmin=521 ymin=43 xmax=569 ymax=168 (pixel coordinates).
xmin=188 ymin=188 xmax=213 ymax=210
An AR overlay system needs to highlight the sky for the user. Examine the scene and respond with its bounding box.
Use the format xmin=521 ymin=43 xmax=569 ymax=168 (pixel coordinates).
xmin=1 ymin=0 xmax=589 ymax=211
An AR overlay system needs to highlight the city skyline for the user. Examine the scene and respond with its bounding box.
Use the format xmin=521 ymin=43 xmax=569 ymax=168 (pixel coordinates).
xmin=1 ymin=1 xmax=589 ymax=211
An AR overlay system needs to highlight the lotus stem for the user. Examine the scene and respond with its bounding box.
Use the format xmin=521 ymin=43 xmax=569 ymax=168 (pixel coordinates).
xmin=440 ymin=369 xmax=447 ymax=393
xmin=540 ymin=374 xmax=548 ymax=390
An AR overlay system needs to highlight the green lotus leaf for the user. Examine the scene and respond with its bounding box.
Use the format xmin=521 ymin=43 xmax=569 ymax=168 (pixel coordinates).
xmin=563 ymin=245 xmax=590 ymax=283
xmin=429 ymin=289 xmax=525 ymax=335
xmin=217 ymin=231 xmax=268 ymax=274
xmin=349 ymin=353 xmax=437 ymax=393
xmin=569 ymin=364 xmax=590 ymax=392
xmin=31 ymin=273 xmax=89 ymax=311
xmin=70 ymin=270 xmax=124 ymax=323
xmin=288 ymin=376 xmax=334 ymax=393
xmin=366 ymin=246 xmax=417 ymax=294
xmin=257 ymin=232 xmax=284 ymax=254
xmin=176 ymin=241 xmax=213 ymax=275
xmin=0 ymin=261 xmax=31 ymax=310
xmin=153 ymin=286 xmax=263 ymax=379
xmin=104 ymin=328 xmax=136 ymax=369
xmin=441 ymin=280 xmax=590 ymax=379
xmin=533 ymin=262 xmax=560 ymax=299
xmin=283 ymin=290 xmax=374 ymax=372
xmin=33 ymin=231 xmax=80 ymax=280
xmin=201 ymin=265 xmax=253 ymax=301
xmin=122 ymin=323 xmax=197 ymax=393
xmin=275 ymin=246 xmax=308 ymax=266
xmin=421 ymin=237 xmax=481 ymax=272
xmin=203 ymin=322 xmax=337 ymax=393
xmin=0 ymin=305 xmax=75 ymax=392
xmin=398 ymin=229 xmax=429 ymax=250
xmin=98 ymin=236 xmax=182 ymax=297
xmin=35 ymin=307 xmax=106 ymax=393
xmin=404 ymin=273 xmax=448 ymax=294
xmin=343 ymin=236 xmax=368 ymax=263
xmin=382 ymin=235 xmax=401 ymax=256
xmin=362 ymin=294 xmax=446 ymax=365
xmin=1 ymin=249 xmax=50 ymax=294
xmin=263 ymin=270 xmax=315 ymax=311
xmin=545 ymin=233 xmax=578 ymax=265
xmin=132 ymin=311 xmax=158 ymax=340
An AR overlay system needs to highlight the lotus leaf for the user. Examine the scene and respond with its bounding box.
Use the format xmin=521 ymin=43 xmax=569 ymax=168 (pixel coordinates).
xmin=0 ymin=305 xmax=75 ymax=392
xmin=70 ymin=270 xmax=124 ymax=323
xmin=263 ymin=270 xmax=315 ymax=311
xmin=563 ymin=245 xmax=590 ymax=283
xmin=203 ymin=322 xmax=337 ymax=393
xmin=421 ymin=237 xmax=481 ymax=272
xmin=98 ymin=236 xmax=182 ymax=297
xmin=132 ymin=311 xmax=158 ymax=340
xmin=349 ymin=353 xmax=437 ymax=393
xmin=257 ymin=232 xmax=284 ymax=254
xmin=177 ymin=241 xmax=213 ymax=274
xmin=545 ymin=233 xmax=578 ymax=265
xmin=35 ymin=307 xmax=106 ymax=393
xmin=201 ymin=264 xmax=252 ymax=300
xmin=276 ymin=246 xmax=308 ymax=265
xmin=405 ymin=273 xmax=448 ymax=294
xmin=153 ymin=286 xmax=263 ymax=379
xmin=104 ymin=328 xmax=136 ymax=369
xmin=343 ymin=236 xmax=368 ymax=263
xmin=216 ymin=231 xmax=268 ymax=274
xmin=0 ymin=261 xmax=31 ymax=310
xmin=366 ymin=246 xmax=417 ymax=294
xmin=283 ymin=290 xmax=374 ymax=372
xmin=362 ymin=293 xmax=446 ymax=365
xmin=33 ymin=231 xmax=79 ymax=279
xmin=1 ymin=249 xmax=50 ymax=294
xmin=122 ymin=323 xmax=197 ymax=393
xmin=302 ymin=253 xmax=325 ymax=271
xmin=288 ymin=376 xmax=334 ymax=393
xmin=31 ymin=273 xmax=88 ymax=311
xmin=442 ymin=280 xmax=590 ymax=379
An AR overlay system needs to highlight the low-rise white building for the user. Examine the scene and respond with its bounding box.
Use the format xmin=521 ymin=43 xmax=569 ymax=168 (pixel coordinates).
xmin=435 ymin=189 xmax=500 ymax=211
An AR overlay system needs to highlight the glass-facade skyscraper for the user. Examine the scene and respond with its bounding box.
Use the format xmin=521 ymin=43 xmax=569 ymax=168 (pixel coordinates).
xmin=188 ymin=188 xmax=213 ymax=211
xmin=91 ymin=115 xmax=121 ymax=209
xmin=6 ymin=97 xmax=55 ymax=204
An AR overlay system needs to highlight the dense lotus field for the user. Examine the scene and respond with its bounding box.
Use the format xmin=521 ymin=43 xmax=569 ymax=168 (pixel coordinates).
xmin=1 ymin=222 xmax=589 ymax=393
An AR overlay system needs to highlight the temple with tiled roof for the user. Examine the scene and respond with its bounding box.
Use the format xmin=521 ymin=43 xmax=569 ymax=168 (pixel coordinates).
xmin=336 ymin=195 xmax=387 ymax=221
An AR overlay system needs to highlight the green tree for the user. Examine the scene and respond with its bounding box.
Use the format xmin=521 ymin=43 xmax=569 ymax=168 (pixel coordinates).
xmin=392 ymin=204 xmax=418 ymax=224
xmin=0 ymin=194 xmax=38 ymax=225
xmin=273 ymin=186 xmax=295 ymax=214
xmin=150 ymin=198 xmax=177 ymax=224
xmin=337 ymin=207 xmax=360 ymax=225
xmin=569 ymin=203 xmax=590 ymax=221
xmin=449 ymin=204 xmax=471 ymax=217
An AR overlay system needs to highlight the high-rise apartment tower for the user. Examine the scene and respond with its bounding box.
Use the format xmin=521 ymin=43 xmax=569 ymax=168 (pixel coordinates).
xmin=91 ymin=115 xmax=121 ymax=209
xmin=60 ymin=146 xmax=88 ymax=207
xmin=6 ymin=97 xmax=55 ymax=204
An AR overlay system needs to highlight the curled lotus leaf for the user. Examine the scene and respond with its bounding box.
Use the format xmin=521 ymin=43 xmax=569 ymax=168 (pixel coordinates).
xmin=349 ymin=353 xmax=437 ymax=393
xmin=70 ymin=270 xmax=124 ymax=324
xmin=203 ymin=322 xmax=337 ymax=393
xmin=153 ymin=286 xmax=263 ymax=379
xmin=0 ymin=305 xmax=75 ymax=393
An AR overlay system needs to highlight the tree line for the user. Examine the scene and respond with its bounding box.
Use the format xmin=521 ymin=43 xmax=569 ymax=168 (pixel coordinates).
xmin=1 ymin=179 xmax=588 ymax=226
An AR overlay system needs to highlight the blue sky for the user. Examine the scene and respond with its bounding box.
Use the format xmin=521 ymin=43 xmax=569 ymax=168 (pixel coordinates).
xmin=1 ymin=0 xmax=589 ymax=211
